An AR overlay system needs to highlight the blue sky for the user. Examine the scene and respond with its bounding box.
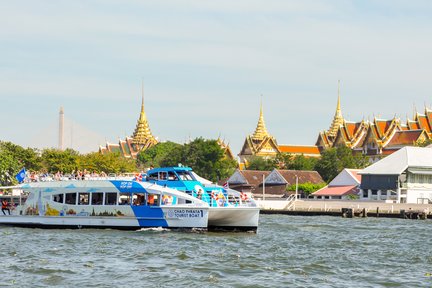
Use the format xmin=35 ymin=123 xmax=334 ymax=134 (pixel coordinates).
xmin=1 ymin=0 xmax=432 ymax=155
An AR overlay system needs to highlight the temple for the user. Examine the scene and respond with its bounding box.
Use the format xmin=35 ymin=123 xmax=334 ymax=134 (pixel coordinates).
xmin=99 ymin=91 xmax=158 ymax=158
xmin=238 ymin=102 xmax=280 ymax=165
xmin=239 ymin=83 xmax=432 ymax=166
xmin=316 ymin=83 xmax=430 ymax=161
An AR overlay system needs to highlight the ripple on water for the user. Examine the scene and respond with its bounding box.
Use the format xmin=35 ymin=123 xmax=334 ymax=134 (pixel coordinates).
xmin=1 ymin=215 xmax=432 ymax=287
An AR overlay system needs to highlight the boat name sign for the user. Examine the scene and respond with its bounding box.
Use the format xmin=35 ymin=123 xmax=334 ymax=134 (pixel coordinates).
xmin=166 ymin=209 xmax=204 ymax=218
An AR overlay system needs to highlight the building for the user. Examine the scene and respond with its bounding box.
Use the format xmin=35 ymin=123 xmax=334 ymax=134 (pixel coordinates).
xmin=99 ymin=93 xmax=158 ymax=158
xmin=226 ymin=168 xmax=323 ymax=198
xmin=316 ymin=82 xmax=430 ymax=160
xmin=359 ymin=146 xmax=432 ymax=203
xmin=311 ymin=169 xmax=361 ymax=200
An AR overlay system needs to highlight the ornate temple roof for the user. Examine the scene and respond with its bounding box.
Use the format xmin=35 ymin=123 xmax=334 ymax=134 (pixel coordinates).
xmin=251 ymin=102 xmax=270 ymax=141
xmin=327 ymin=80 xmax=344 ymax=138
xmin=131 ymin=93 xmax=157 ymax=146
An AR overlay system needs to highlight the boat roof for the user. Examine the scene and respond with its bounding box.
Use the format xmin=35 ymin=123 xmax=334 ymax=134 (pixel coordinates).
xmin=147 ymin=166 xmax=193 ymax=173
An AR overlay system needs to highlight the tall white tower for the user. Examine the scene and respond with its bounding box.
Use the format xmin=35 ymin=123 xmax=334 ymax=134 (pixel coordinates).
xmin=59 ymin=107 xmax=64 ymax=150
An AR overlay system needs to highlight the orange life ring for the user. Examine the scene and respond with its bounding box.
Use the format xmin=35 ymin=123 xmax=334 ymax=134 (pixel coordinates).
xmin=240 ymin=192 xmax=248 ymax=201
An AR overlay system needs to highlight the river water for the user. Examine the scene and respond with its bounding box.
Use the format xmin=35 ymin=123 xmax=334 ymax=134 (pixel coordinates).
xmin=1 ymin=215 xmax=431 ymax=287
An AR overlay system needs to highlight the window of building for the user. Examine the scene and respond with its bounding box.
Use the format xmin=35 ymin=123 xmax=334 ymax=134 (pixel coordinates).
xmin=371 ymin=190 xmax=377 ymax=196
xmin=363 ymin=190 xmax=368 ymax=198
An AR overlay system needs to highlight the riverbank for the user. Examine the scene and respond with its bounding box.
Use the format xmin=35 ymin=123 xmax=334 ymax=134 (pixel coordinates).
xmin=256 ymin=199 xmax=432 ymax=219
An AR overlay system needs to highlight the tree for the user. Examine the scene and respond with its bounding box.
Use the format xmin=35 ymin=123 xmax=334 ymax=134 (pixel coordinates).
xmin=40 ymin=148 xmax=80 ymax=173
xmin=137 ymin=141 xmax=182 ymax=168
xmin=246 ymin=156 xmax=276 ymax=171
xmin=79 ymin=152 xmax=137 ymax=174
xmin=0 ymin=150 xmax=20 ymax=185
xmin=315 ymin=145 xmax=369 ymax=182
xmin=274 ymin=153 xmax=317 ymax=171
xmin=286 ymin=182 xmax=326 ymax=197
xmin=0 ymin=141 xmax=42 ymax=171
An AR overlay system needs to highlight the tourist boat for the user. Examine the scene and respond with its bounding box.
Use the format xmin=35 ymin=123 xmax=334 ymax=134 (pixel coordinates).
xmin=142 ymin=166 xmax=260 ymax=231
xmin=0 ymin=179 xmax=209 ymax=230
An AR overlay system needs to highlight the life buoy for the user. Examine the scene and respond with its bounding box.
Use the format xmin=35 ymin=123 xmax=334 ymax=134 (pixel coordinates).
xmin=211 ymin=191 xmax=217 ymax=200
xmin=240 ymin=192 xmax=248 ymax=201
xmin=135 ymin=173 xmax=143 ymax=182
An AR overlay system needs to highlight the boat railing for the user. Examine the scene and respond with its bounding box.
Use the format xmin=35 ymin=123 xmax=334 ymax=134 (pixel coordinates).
xmin=22 ymin=173 xmax=136 ymax=182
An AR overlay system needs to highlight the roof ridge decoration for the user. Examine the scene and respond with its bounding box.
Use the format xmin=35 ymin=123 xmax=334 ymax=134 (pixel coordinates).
xmin=327 ymin=80 xmax=344 ymax=138
xmin=131 ymin=83 xmax=158 ymax=146
xmin=252 ymin=100 xmax=270 ymax=140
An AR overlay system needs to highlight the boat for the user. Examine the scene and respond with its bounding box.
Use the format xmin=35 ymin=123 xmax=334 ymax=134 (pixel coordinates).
xmin=142 ymin=166 xmax=260 ymax=232
xmin=0 ymin=179 xmax=209 ymax=230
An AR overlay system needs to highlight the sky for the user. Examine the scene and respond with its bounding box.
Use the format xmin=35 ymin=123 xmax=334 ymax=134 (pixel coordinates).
xmin=1 ymin=0 xmax=432 ymax=156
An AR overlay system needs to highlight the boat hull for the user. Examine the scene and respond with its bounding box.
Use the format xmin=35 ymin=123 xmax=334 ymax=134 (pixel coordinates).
xmin=208 ymin=207 xmax=260 ymax=232
xmin=0 ymin=206 xmax=208 ymax=230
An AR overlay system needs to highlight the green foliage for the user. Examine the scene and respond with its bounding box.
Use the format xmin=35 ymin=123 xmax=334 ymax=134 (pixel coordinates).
xmin=0 ymin=141 xmax=41 ymax=171
xmin=0 ymin=150 xmax=20 ymax=185
xmin=40 ymin=148 xmax=80 ymax=173
xmin=77 ymin=152 xmax=137 ymax=174
xmin=177 ymin=138 xmax=237 ymax=182
xmin=273 ymin=153 xmax=317 ymax=171
xmin=137 ymin=141 xmax=182 ymax=168
xmin=246 ymin=156 xmax=276 ymax=171
xmin=314 ymin=145 xmax=369 ymax=182
xmin=286 ymin=182 xmax=326 ymax=197
xmin=346 ymin=194 xmax=359 ymax=200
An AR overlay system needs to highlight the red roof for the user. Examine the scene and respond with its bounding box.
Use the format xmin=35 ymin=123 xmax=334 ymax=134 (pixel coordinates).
xmin=346 ymin=169 xmax=362 ymax=183
xmin=312 ymin=185 xmax=358 ymax=196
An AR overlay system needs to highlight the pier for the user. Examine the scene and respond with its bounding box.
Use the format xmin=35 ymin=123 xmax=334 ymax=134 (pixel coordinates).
xmin=256 ymin=199 xmax=432 ymax=219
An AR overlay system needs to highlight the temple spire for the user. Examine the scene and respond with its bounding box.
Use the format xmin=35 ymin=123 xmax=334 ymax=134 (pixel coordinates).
xmin=131 ymin=83 xmax=157 ymax=145
xmin=328 ymin=80 xmax=344 ymax=137
xmin=252 ymin=99 xmax=270 ymax=140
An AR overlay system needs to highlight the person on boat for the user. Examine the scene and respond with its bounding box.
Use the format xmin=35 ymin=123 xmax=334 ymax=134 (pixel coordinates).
xmin=1 ymin=199 xmax=10 ymax=215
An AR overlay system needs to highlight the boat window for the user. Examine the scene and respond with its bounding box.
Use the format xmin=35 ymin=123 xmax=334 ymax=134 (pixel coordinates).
xmin=161 ymin=194 xmax=173 ymax=205
xmin=167 ymin=171 xmax=178 ymax=181
xmin=119 ymin=193 xmax=131 ymax=205
xmin=52 ymin=194 xmax=64 ymax=204
xmin=91 ymin=192 xmax=103 ymax=205
xmin=159 ymin=172 xmax=168 ymax=180
xmin=147 ymin=194 xmax=159 ymax=206
xmin=79 ymin=193 xmax=89 ymax=205
xmin=133 ymin=193 xmax=146 ymax=206
xmin=105 ymin=192 xmax=117 ymax=205
xmin=65 ymin=193 xmax=77 ymax=205
xmin=177 ymin=171 xmax=194 ymax=181
xmin=147 ymin=172 xmax=158 ymax=181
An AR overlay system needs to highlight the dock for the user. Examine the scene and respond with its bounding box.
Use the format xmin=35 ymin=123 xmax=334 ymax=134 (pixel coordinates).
xmin=256 ymin=199 xmax=432 ymax=219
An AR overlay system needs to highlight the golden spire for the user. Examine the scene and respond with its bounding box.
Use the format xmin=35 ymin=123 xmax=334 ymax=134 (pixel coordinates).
xmin=131 ymin=82 xmax=157 ymax=145
xmin=252 ymin=99 xmax=270 ymax=140
xmin=328 ymin=80 xmax=344 ymax=137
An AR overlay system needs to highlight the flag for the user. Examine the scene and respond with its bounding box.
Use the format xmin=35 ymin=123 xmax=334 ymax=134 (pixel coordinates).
xmin=15 ymin=168 xmax=26 ymax=183
xmin=223 ymin=182 xmax=229 ymax=189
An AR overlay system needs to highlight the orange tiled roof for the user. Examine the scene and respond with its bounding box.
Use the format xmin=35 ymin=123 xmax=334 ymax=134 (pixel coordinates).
xmin=278 ymin=145 xmax=321 ymax=155
xmin=386 ymin=130 xmax=423 ymax=147
xmin=418 ymin=115 xmax=431 ymax=132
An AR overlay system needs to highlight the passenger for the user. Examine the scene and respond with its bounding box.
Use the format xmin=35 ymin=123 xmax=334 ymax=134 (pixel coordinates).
xmin=2 ymin=199 xmax=10 ymax=215
xmin=147 ymin=194 xmax=155 ymax=206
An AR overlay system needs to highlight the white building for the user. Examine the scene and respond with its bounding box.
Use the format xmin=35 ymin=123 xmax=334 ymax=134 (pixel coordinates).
xmin=311 ymin=169 xmax=361 ymax=200
xmin=359 ymin=146 xmax=432 ymax=203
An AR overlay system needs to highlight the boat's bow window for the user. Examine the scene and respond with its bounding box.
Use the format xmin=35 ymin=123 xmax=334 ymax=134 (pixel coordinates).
xmin=177 ymin=171 xmax=194 ymax=181
xmin=52 ymin=194 xmax=64 ymax=204
xmin=147 ymin=194 xmax=159 ymax=206
xmin=65 ymin=193 xmax=77 ymax=205
xmin=79 ymin=193 xmax=89 ymax=205
xmin=91 ymin=192 xmax=103 ymax=205
xmin=133 ymin=193 xmax=146 ymax=205
xmin=105 ymin=192 xmax=117 ymax=205
xmin=147 ymin=172 xmax=158 ymax=181
xmin=168 ymin=171 xmax=178 ymax=181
